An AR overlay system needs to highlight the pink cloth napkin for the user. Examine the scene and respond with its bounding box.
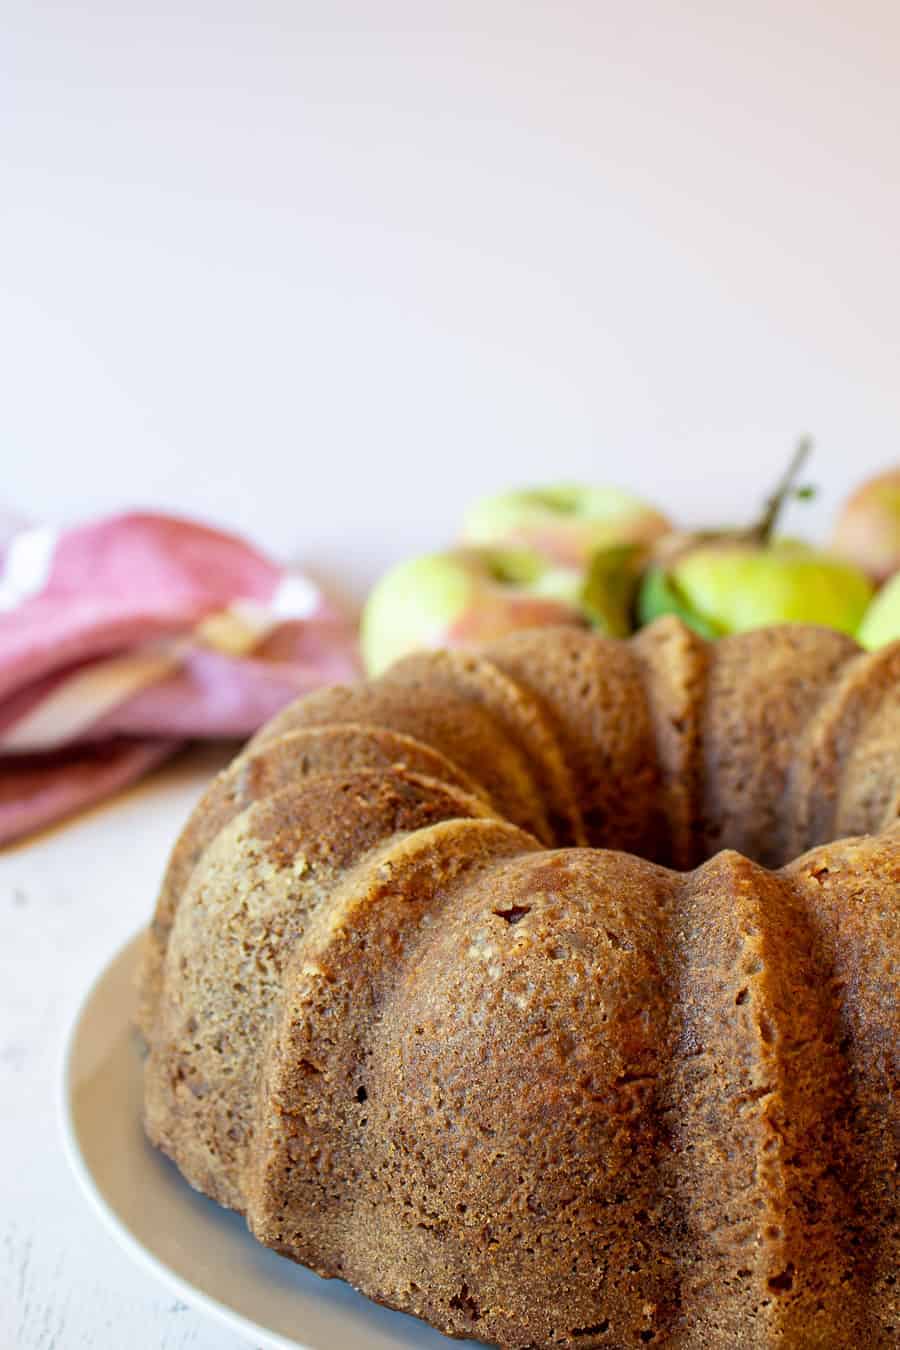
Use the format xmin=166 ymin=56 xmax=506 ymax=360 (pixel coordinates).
xmin=0 ymin=512 xmax=360 ymax=845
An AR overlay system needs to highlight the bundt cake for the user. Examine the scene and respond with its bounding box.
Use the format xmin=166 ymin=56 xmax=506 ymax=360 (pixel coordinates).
xmin=138 ymin=618 xmax=899 ymax=1348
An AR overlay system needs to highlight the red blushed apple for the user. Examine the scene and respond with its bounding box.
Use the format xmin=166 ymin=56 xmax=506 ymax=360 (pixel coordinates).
xmin=831 ymin=467 xmax=900 ymax=583
xmin=360 ymin=547 xmax=586 ymax=676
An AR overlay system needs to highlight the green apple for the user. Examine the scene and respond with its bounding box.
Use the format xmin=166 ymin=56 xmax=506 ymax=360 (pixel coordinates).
xmin=857 ymin=570 xmax=900 ymax=648
xmin=361 ymin=546 xmax=587 ymax=676
xmin=638 ymin=540 xmax=874 ymax=638
xmin=638 ymin=438 xmax=875 ymax=639
xmin=579 ymin=544 xmax=646 ymax=638
xmin=462 ymin=483 xmax=670 ymax=569
xmin=831 ymin=467 xmax=900 ymax=583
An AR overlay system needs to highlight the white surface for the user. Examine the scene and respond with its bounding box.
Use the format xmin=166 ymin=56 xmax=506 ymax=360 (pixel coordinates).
xmin=62 ymin=930 xmax=479 ymax=1350
xmin=0 ymin=748 xmax=254 ymax=1350
xmin=3 ymin=2 xmax=900 ymax=601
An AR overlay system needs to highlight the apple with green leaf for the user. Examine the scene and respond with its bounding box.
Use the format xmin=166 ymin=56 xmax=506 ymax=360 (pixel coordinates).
xmin=462 ymin=483 xmax=670 ymax=569
xmin=638 ymin=440 xmax=875 ymax=638
xmin=831 ymin=467 xmax=900 ymax=583
xmin=361 ymin=547 xmax=587 ymax=676
xmin=857 ymin=571 xmax=900 ymax=649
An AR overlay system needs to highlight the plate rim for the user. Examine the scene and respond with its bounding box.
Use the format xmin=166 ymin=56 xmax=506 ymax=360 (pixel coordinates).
xmin=58 ymin=928 xmax=312 ymax=1350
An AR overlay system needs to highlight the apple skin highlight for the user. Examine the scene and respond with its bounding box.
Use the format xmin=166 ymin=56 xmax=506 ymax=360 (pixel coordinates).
xmin=639 ymin=541 xmax=874 ymax=639
xmin=462 ymin=483 xmax=670 ymax=569
xmin=858 ymin=570 xmax=900 ymax=648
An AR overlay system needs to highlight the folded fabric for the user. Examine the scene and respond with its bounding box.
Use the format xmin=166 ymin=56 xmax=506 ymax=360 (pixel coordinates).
xmin=0 ymin=512 xmax=360 ymax=845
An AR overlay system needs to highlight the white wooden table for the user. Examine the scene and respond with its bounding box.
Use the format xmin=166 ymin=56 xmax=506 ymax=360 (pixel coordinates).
xmin=1 ymin=746 xmax=259 ymax=1350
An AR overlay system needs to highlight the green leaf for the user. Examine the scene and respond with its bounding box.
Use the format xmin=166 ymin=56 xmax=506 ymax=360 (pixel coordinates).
xmin=579 ymin=544 xmax=644 ymax=637
xmin=636 ymin=566 xmax=726 ymax=640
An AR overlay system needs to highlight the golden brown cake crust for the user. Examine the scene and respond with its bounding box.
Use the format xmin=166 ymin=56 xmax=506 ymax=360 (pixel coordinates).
xmin=483 ymin=627 xmax=666 ymax=859
xmin=247 ymin=673 xmax=551 ymax=841
xmin=139 ymin=621 xmax=900 ymax=1349
xmin=142 ymin=769 xmax=498 ymax=1207
xmin=136 ymin=723 xmax=487 ymax=1037
xmin=697 ymin=625 xmax=858 ymax=867
xmin=382 ymin=648 xmax=586 ymax=845
xmin=785 ymin=641 xmax=900 ymax=857
xmin=632 ymin=616 xmax=710 ymax=869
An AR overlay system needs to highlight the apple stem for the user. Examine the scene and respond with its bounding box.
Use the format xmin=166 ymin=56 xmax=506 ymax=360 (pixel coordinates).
xmin=752 ymin=436 xmax=814 ymax=544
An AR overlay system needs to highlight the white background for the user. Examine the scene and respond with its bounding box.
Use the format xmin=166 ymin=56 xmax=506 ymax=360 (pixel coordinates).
xmin=3 ymin=3 xmax=900 ymax=1348
xmin=4 ymin=1 xmax=900 ymax=603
